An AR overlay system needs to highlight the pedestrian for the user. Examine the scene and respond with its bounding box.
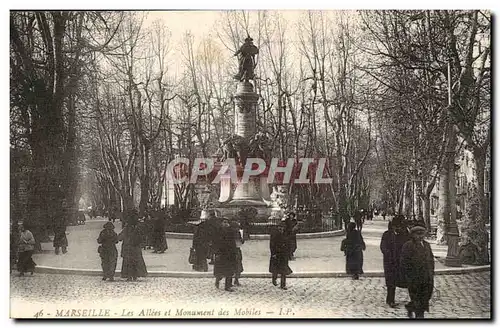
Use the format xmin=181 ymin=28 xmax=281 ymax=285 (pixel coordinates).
xmin=206 ymin=210 xmax=220 ymax=265
xmin=284 ymin=212 xmax=299 ymax=260
xmin=17 ymin=223 xmax=36 ymax=276
xmin=191 ymin=220 xmax=209 ymax=272
xmin=153 ymin=214 xmax=168 ymax=253
xmin=341 ymin=222 xmax=366 ymax=280
xmin=269 ymin=218 xmax=293 ymax=290
xmin=213 ymin=218 xmax=237 ymax=292
xmin=118 ymin=210 xmax=148 ymax=281
xmin=353 ymin=210 xmax=363 ymax=232
xmin=380 ymin=215 xmax=410 ymax=307
xmin=144 ymin=214 xmax=155 ymax=250
xmin=342 ymin=210 xmax=350 ymax=232
xmin=231 ymin=221 xmax=244 ymax=286
xmin=53 ymin=222 xmax=68 ymax=255
xmin=97 ymin=221 xmax=118 ymax=281
xmin=400 ymin=221 xmax=435 ymax=319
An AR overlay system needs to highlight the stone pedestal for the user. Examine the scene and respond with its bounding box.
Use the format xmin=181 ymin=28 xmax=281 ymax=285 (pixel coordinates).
xmin=226 ymin=81 xmax=270 ymax=206
xmin=234 ymin=82 xmax=259 ymax=138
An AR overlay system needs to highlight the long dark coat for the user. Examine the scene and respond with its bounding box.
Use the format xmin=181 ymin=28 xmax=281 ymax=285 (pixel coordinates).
xmin=153 ymin=217 xmax=168 ymax=252
xmin=269 ymin=228 xmax=293 ymax=275
xmin=341 ymin=230 xmax=365 ymax=275
xmin=97 ymin=229 xmax=118 ymax=279
xmin=285 ymin=219 xmax=298 ymax=255
xmin=192 ymin=221 xmax=210 ymax=271
xmin=380 ymin=229 xmax=410 ymax=287
xmin=400 ymin=239 xmax=435 ymax=313
xmin=118 ymin=226 xmax=148 ymax=278
xmin=213 ymin=227 xmax=237 ymax=278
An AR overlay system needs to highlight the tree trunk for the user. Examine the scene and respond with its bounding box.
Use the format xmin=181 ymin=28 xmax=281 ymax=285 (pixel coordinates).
xmin=472 ymin=147 xmax=489 ymax=262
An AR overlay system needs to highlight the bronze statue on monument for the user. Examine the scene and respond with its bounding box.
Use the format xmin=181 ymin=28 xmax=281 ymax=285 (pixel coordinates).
xmin=234 ymin=36 xmax=259 ymax=82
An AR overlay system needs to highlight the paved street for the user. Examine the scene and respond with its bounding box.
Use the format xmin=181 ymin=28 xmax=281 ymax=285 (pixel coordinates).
xmin=31 ymin=217 xmax=449 ymax=272
xmin=10 ymin=271 xmax=490 ymax=319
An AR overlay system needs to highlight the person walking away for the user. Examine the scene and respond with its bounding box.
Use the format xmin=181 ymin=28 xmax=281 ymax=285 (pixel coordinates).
xmin=400 ymin=221 xmax=435 ymax=319
xmin=341 ymin=222 xmax=366 ymax=280
xmin=97 ymin=221 xmax=118 ymax=281
xmin=232 ymin=221 xmax=244 ymax=286
xmin=269 ymin=218 xmax=293 ymax=290
xmin=285 ymin=212 xmax=299 ymax=260
xmin=118 ymin=210 xmax=148 ymax=281
xmin=17 ymin=223 xmax=36 ymax=276
xmin=153 ymin=214 xmax=168 ymax=253
xmin=213 ymin=218 xmax=237 ymax=292
xmin=191 ymin=220 xmax=209 ymax=272
xmin=380 ymin=215 xmax=410 ymax=307
xmin=353 ymin=210 xmax=363 ymax=232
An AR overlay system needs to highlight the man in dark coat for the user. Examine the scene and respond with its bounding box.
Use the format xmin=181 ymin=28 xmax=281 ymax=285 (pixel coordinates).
xmin=153 ymin=214 xmax=168 ymax=253
xmin=269 ymin=219 xmax=293 ymax=290
xmin=284 ymin=212 xmax=298 ymax=260
xmin=341 ymin=222 xmax=366 ymax=279
xmin=53 ymin=219 xmax=68 ymax=255
xmin=400 ymin=221 xmax=435 ymax=319
xmin=213 ymin=218 xmax=237 ymax=292
xmin=192 ymin=220 xmax=209 ymax=272
xmin=353 ymin=210 xmax=363 ymax=232
xmin=205 ymin=210 xmax=219 ymax=265
xmin=380 ymin=215 xmax=410 ymax=307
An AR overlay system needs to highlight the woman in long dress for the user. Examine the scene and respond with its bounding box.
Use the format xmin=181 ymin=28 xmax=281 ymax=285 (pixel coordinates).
xmin=118 ymin=211 xmax=147 ymax=281
xmin=97 ymin=221 xmax=118 ymax=281
xmin=341 ymin=222 xmax=366 ymax=280
xmin=17 ymin=223 xmax=36 ymax=276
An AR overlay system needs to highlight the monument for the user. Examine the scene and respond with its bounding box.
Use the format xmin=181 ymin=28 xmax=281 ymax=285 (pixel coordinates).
xmin=206 ymin=36 xmax=285 ymax=222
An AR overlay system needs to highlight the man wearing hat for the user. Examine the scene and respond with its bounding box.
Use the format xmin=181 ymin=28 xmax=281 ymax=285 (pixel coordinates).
xmin=97 ymin=221 xmax=118 ymax=281
xmin=284 ymin=212 xmax=298 ymax=260
xmin=400 ymin=221 xmax=435 ymax=318
xmin=380 ymin=215 xmax=410 ymax=307
xmin=234 ymin=36 xmax=259 ymax=81
xmin=269 ymin=217 xmax=293 ymax=290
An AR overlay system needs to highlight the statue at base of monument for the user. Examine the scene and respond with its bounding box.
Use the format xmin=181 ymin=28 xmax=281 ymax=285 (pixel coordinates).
xmin=234 ymin=36 xmax=259 ymax=82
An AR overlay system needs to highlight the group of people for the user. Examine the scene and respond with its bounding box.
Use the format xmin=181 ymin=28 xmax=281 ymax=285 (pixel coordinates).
xmin=97 ymin=209 xmax=148 ymax=281
xmin=190 ymin=210 xmax=298 ymax=291
xmin=138 ymin=213 xmax=168 ymax=254
xmin=381 ymin=216 xmax=435 ymax=319
xmin=340 ymin=212 xmax=435 ymax=319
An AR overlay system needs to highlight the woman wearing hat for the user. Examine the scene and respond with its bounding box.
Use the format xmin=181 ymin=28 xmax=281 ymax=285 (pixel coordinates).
xmin=97 ymin=221 xmax=119 ymax=281
xmin=341 ymin=222 xmax=366 ymax=280
xmin=17 ymin=223 xmax=36 ymax=276
xmin=118 ymin=210 xmax=148 ymax=281
xmin=380 ymin=215 xmax=410 ymax=307
xmin=400 ymin=221 xmax=435 ymax=318
xmin=269 ymin=218 xmax=293 ymax=290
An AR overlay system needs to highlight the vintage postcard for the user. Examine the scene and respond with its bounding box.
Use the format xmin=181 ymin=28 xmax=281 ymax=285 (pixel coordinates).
xmin=9 ymin=9 xmax=491 ymax=319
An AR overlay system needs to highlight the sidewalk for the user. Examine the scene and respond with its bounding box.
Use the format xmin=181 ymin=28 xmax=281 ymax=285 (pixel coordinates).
xmin=30 ymin=219 xmax=463 ymax=274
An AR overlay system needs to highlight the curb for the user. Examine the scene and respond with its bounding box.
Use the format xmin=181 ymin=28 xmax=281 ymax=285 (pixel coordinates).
xmin=34 ymin=264 xmax=490 ymax=278
xmin=166 ymin=230 xmax=345 ymax=240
